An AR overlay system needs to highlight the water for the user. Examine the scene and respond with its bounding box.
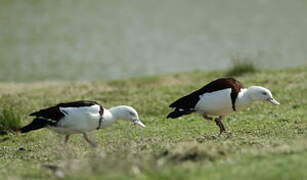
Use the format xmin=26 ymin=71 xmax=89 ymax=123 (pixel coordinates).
xmin=0 ymin=0 xmax=306 ymax=82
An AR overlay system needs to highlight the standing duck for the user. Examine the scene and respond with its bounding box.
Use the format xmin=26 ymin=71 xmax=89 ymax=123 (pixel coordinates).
xmin=19 ymin=100 xmax=145 ymax=147
xmin=167 ymin=78 xmax=279 ymax=134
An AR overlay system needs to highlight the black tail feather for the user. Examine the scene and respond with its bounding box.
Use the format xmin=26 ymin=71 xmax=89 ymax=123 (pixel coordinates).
xmin=167 ymin=108 xmax=194 ymax=119
xmin=19 ymin=118 xmax=48 ymax=133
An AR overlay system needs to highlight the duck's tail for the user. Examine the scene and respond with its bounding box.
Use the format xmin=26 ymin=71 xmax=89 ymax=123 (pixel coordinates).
xmin=167 ymin=108 xmax=194 ymax=119
xmin=19 ymin=118 xmax=48 ymax=133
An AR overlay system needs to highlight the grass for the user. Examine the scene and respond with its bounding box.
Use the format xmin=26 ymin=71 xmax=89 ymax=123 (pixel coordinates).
xmin=0 ymin=66 xmax=306 ymax=179
xmin=225 ymin=55 xmax=257 ymax=77
xmin=0 ymin=106 xmax=22 ymax=135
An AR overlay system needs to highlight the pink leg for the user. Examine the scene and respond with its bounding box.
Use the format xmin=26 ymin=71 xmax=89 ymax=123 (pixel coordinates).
xmin=83 ymin=133 xmax=97 ymax=148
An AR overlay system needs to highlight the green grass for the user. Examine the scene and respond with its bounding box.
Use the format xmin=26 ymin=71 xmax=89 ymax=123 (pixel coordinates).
xmin=0 ymin=66 xmax=306 ymax=180
xmin=0 ymin=106 xmax=22 ymax=135
xmin=225 ymin=55 xmax=257 ymax=77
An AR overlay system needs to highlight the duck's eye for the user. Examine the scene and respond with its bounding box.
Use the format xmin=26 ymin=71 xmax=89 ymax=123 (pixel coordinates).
xmin=262 ymin=92 xmax=267 ymax=95
xmin=129 ymin=112 xmax=134 ymax=116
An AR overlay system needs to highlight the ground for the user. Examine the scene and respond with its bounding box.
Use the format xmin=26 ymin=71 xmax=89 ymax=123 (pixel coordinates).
xmin=0 ymin=66 xmax=306 ymax=180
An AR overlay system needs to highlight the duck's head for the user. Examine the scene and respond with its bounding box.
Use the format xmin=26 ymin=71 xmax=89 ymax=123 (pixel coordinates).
xmin=247 ymin=86 xmax=280 ymax=105
xmin=110 ymin=105 xmax=145 ymax=127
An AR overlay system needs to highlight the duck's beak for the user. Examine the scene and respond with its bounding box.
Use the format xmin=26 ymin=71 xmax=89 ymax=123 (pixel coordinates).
xmin=134 ymin=120 xmax=146 ymax=128
xmin=267 ymin=98 xmax=280 ymax=105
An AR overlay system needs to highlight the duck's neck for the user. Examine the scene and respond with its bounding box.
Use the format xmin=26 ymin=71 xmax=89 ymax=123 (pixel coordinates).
xmin=108 ymin=106 xmax=126 ymax=121
xmin=235 ymin=88 xmax=253 ymax=110
xmin=100 ymin=107 xmax=124 ymax=127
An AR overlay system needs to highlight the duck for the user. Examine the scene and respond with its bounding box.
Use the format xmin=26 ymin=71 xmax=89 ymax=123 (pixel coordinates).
xmin=19 ymin=100 xmax=145 ymax=147
xmin=167 ymin=78 xmax=280 ymax=134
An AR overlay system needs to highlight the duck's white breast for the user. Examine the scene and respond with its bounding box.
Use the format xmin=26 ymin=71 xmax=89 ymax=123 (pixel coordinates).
xmin=195 ymin=88 xmax=233 ymax=116
xmin=53 ymin=105 xmax=101 ymax=134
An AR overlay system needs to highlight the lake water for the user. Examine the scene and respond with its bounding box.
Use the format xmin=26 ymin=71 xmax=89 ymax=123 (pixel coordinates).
xmin=0 ymin=0 xmax=306 ymax=82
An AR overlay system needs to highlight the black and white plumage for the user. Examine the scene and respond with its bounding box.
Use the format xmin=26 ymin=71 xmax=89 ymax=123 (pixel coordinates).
xmin=20 ymin=100 xmax=145 ymax=147
xmin=167 ymin=78 xmax=280 ymax=134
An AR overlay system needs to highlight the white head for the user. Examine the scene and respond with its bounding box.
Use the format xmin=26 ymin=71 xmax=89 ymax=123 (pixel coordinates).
xmin=110 ymin=105 xmax=145 ymax=127
xmin=246 ymin=86 xmax=280 ymax=105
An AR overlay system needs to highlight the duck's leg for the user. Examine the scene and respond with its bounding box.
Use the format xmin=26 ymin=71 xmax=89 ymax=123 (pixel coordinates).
xmin=214 ymin=116 xmax=226 ymax=135
xmin=64 ymin=135 xmax=70 ymax=144
xmin=83 ymin=133 xmax=97 ymax=148
xmin=202 ymin=114 xmax=213 ymax=120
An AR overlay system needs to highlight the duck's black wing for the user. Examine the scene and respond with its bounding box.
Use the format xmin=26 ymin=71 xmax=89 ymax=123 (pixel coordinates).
xmin=167 ymin=78 xmax=243 ymax=118
xmin=30 ymin=100 xmax=100 ymax=120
